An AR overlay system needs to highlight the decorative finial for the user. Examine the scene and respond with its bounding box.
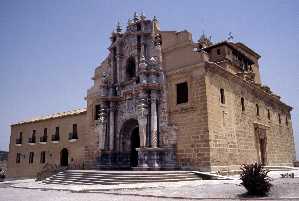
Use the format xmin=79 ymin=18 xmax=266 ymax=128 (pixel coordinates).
xmin=227 ymin=32 xmax=234 ymax=42
xmin=153 ymin=16 xmax=157 ymax=22
xmin=140 ymin=12 xmax=146 ymax=20
xmin=116 ymin=22 xmax=122 ymax=33
xmin=127 ymin=18 xmax=132 ymax=26
xmin=133 ymin=12 xmax=139 ymax=21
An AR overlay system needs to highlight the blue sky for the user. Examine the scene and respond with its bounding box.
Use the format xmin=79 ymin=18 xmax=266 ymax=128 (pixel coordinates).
xmin=0 ymin=0 xmax=298 ymax=158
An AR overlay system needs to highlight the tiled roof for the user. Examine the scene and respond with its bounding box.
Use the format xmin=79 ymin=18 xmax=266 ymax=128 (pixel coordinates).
xmin=11 ymin=108 xmax=87 ymax=126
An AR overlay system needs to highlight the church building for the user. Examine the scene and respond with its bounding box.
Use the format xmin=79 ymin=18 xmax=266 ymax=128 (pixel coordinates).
xmin=8 ymin=13 xmax=296 ymax=177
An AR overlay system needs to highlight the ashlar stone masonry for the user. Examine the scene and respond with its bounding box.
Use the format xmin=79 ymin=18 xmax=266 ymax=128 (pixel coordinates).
xmin=7 ymin=13 xmax=296 ymax=177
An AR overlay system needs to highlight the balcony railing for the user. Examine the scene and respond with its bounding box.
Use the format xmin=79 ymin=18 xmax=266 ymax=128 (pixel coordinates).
xmin=16 ymin=138 xmax=22 ymax=145
xmin=68 ymin=133 xmax=78 ymax=140
xmin=51 ymin=134 xmax=59 ymax=142
xmin=28 ymin=137 xmax=36 ymax=144
xmin=40 ymin=135 xmax=47 ymax=143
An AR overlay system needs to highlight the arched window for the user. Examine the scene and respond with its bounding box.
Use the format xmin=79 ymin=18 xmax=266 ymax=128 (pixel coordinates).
xmin=256 ymin=104 xmax=259 ymax=116
xmin=126 ymin=57 xmax=136 ymax=80
xmin=220 ymin=88 xmax=225 ymax=104
xmin=241 ymin=97 xmax=245 ymax=111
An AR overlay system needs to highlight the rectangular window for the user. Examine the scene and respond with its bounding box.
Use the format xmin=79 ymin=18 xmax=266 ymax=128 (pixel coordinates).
xmin=267 ymin=109 xmax=271 ymax=120
xmin=94 ymin=104 xmax=101 ymax=120
xmin=176 ymin=82 xmax=188 ymax=104
xmin=32 ymin=130 xmax=36 ymax=143
xmin=52 ymin=127 xmax=60 ymax=141
xmin=16 ymin=153 xmax=21 ymax=163
xmin=16 ymin=132 xmax=22 ymax=144
xmin=220 ymin=88 xmax=225 ymax=104
xmin=241 ymin=97 xmax=245 ymax=111
xmin=41 ymin=128 xmax=47 ymax=142
xmin=40 ymin=151 xmax=46 ymax=164
xmin=55 ymin=127 xmax=59 ymax=135
xmin=29 ymin=152 xmax=34 ymax=164
xmin=72 ymin=124 xmax=78 ymax=139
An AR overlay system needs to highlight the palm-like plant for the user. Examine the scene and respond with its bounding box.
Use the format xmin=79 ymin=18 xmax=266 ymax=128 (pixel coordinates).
xmin=240 ymin=162 xmax=272 ymax=196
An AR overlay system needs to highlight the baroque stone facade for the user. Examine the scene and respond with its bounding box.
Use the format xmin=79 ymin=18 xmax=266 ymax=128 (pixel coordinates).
xmin=7 ymin=13 xmax=296 ymax=177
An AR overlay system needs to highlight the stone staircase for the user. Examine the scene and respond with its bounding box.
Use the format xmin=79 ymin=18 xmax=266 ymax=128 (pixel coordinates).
xmin=43 ymin=170 xmax=201 ymax=185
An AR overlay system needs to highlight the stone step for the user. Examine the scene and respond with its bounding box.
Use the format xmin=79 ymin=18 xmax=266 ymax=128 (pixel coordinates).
xmin=44 ymin=170 xmax=201 ymax=185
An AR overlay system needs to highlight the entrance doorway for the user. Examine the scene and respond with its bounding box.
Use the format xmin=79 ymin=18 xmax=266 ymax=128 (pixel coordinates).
xmin=60 ymin=148 xmax=68 ymax=167
xmin=255 ymin=126 xmax=267 ymax=166
xmin=259 ymin=138 xmax=266 ymax=165
xmin=130 ymin=127 xmax=140 ymax=167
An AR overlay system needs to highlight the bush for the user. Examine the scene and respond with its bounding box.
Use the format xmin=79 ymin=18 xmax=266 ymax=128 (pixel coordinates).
xmin=0 ymin=171 xmax=5 ymax=181
xmin=240 ymin=162 xmax=272 ymax=196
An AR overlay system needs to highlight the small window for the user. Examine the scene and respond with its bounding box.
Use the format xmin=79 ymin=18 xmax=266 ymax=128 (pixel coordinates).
xmin=32 ymin=130 xmax=36 ymax=142
xmin=136 ymin=23 xmax=141 ymax=31
xmin=41 ymin=128 xmax=47 ymax=142
xmin=241 ymin=97 xmax=245 ymax=111
xmin=278 ymin=114 xmax=281 ymax=124
xmin=137 ymin=35 xmax=141 ymax=45
xmin=55 ymin=127 xmax=59 ymax=135
xmin=176 ymin=82 xmax=188 ymax=104
xmin=40 ymin=151 xmax=46 ymax=164
xmin=285 ymin=116 xmax=288 ymax=126
xmin=72 ymin=124 xmax=78 ymax=139
xmin=256 ymin=104 xmax=259 ymax=116
xmin=95 ymin=104 xmax=101 ymax=120
xmin=220 ymin=88 xmax=225 ymax=104
xmin=16 ymin=153 xmax=21 ymax=164
xmin=267 ymin=109 xmax=271 ymax=120
xmin=16 ymin=132 xmax=22 ymax=144
xmin=217 ymin=49 xmax=221 ymax=55
xmin=43 ymin=128 xmax=47 ymax=139
xmin=126 ymin=57 xmax=136 ymax=79
xmin=29 ymin=152 xmax=34 ymax=164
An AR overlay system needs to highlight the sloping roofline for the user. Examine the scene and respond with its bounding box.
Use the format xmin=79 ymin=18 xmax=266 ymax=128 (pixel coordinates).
xmin=11 ymin=108 xmax=87 ymax=126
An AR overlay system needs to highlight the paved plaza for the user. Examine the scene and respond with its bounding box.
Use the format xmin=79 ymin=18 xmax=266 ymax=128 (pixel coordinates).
xmin=1 ymin=170 xmax=299 ymax=201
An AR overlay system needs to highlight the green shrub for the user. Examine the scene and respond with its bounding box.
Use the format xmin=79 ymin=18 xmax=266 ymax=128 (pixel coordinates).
xmin=240 ymin=162 xmax=272 ymax=196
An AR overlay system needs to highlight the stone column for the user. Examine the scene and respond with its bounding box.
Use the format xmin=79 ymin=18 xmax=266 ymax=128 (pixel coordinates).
xmin=95 ymin=107 xmax=107 ymax=150
xmin=151 ymin=91 xmax=158 ymax=148
xmin=137 ymin=93 xmax=148 ymax=148
xmin=109 ymin=102 xmax=115 ymax=151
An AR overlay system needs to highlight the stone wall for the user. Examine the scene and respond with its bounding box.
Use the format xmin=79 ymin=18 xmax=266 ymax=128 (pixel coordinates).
xmin=8 ymin=112 xmax=88 ymax=178
xmin=166 ymin=64 xmax=210 ymax=170
xmin=205 ymin=64 xmax=295 ymax=171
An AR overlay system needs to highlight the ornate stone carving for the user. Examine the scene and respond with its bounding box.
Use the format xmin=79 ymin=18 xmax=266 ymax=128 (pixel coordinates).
xmin=154 ymin=34 xmax=162 ymax=46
